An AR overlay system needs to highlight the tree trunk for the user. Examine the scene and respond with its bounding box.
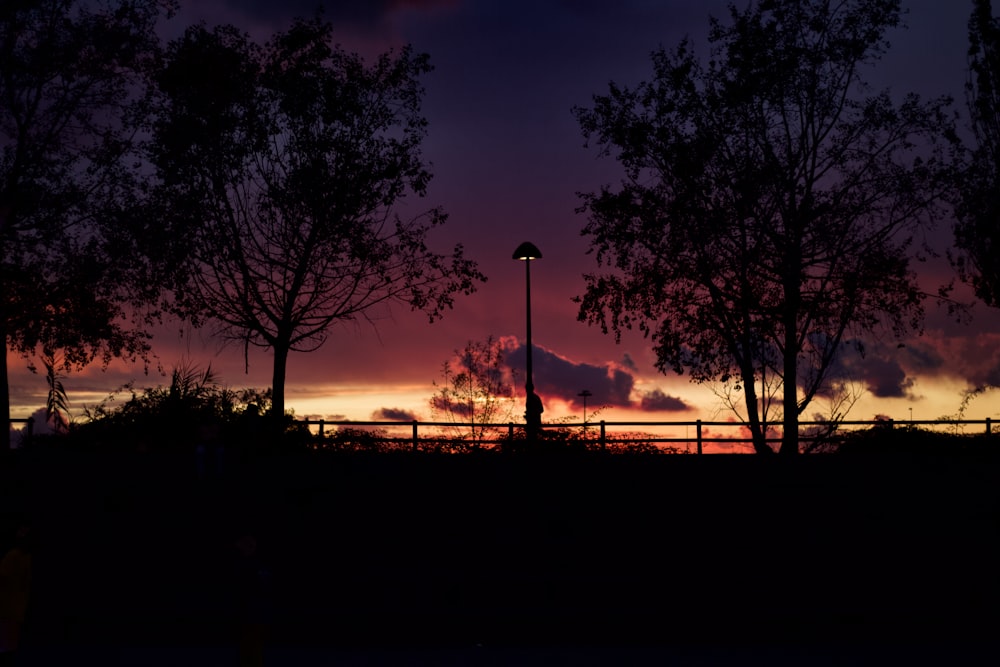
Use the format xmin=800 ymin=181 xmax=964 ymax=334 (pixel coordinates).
xmin=271 ymin=341 xmax=289 ymax=431
xmin=1 ymin=317 xmax=10 ymax=452
xmin=1 ymin=206 xmax=9 ymax=451
xmin=742 ymin=365 xmax=773 ymax=455
xmin=780 ymin=340 xmax=800 ymax=455
xmin=781 ymin=256 xmax=801 ymax=456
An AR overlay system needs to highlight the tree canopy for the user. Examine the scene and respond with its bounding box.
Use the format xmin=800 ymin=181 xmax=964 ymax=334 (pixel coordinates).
xmin=956 ymin=0 xmax=1000 ymax=307
xmin=574 ymin=0 xmax=959 ymax=454
xmin=0 ymin=0 xmax=176 ymax=449
xmin=151 ymin=18 xmax=485 ymax=421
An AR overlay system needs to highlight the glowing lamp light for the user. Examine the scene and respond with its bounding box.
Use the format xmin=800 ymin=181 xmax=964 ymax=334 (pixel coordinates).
xmin=512 ymin=241 xmax=542 ymax=261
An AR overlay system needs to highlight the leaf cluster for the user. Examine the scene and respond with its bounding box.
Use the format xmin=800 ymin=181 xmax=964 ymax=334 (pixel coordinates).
xmin=1 ymin=1 xmax=175 ymax=372
xmin=955 ymin=0 xmax=1000 ymax=307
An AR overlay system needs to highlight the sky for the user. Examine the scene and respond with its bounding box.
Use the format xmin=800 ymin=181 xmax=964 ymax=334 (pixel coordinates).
xmin=9 ymin=0 xmax=1000 ymax=439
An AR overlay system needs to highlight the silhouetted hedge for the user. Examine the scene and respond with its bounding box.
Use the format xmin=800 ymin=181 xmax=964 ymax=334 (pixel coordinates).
xmin=838 ymin=425 xmax=998 ymax=456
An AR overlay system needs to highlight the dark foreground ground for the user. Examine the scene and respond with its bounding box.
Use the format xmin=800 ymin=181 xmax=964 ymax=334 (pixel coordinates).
xmin=1 ymin=446 xmax=998 ymax=665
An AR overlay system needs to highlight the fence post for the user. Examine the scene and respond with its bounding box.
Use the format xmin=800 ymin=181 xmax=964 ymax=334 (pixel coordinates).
xmin=23 ymin=417 xmax=34 ymax=447
xmin=599 ymin=420 xmax=606 ymax=452
xmin=412 ymin=420 xmax=419 ymax=452
xmin=696 ymin=420 xmax=703 ymax=455
xmin=987 ymin=417 xmax=992 ymax=437
xmin=318 ymin=419 xmax=325 ymax=437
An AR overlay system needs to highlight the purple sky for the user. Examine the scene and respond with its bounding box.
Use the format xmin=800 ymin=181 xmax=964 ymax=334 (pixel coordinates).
xmin=10 ymin=0 xmax=1000 ymax=429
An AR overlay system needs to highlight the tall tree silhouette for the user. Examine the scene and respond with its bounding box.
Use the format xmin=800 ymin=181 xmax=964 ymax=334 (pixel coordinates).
xmin=152 ymin=19 xmax=485 ymax=422
xmin=574 ymin=0 xmax=958 ymax=454
xmin=957 ymin=0 xmax=1000 ymax=306
xmin=0 ymin=0 xmax=175 ymax=450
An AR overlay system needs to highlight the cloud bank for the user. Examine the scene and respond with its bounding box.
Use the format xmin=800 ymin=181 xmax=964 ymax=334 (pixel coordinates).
xmin=505 ymin=343 xmax=690 ymax=413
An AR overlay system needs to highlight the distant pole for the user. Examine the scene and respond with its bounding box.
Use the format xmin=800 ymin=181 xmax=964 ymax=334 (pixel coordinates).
xmin=513 ymin=242 xmax=543 ymax=441
xmin=578 ymin=390 xmax=592 ymax=438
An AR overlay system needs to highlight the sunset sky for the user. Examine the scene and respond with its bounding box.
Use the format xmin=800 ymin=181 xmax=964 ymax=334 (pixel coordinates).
xmin=9 ymin=0 xmax=1000 ymax=436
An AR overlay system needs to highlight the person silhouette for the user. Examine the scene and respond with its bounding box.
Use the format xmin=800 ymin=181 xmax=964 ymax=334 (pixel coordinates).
xmin=526 ymin=390 xmax=544 ymax=433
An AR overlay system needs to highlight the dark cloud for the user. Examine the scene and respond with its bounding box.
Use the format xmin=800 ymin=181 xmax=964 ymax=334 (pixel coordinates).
xmin=977 ymin=363 xmax=1000 ymax=388
xmin=900 ymin=342 xmax=946 ymax=374
xmin=946 ymin=333 xmax=1000 ymax=387
xmin=506 ymin=343 xmax=634 ymax=407
xmin=847 ymin=338 xmax=951 ymax=399
xmin=803 ymin=339 xmax=923 ymax=400
xmin=429 ymin=394 xmax=473 ymax=417
xmin=301 ymin=413 xmax=348 ymax=422
xmin=862 ymin=357 xmax=915 ymax=398
xmin=638 ymin=389 xmax=689 ymax=412
xmin=372 ymin=407 xmax=419 ymax=421
xmin=805 ymin=341 xmax=861 ymax=398
xmin=621 ymin=353 xmax=638 ymax=372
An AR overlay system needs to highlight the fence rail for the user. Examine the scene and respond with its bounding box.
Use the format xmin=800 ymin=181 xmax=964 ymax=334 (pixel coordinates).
xmin=297 ymin=417 xmax=997 ymax=454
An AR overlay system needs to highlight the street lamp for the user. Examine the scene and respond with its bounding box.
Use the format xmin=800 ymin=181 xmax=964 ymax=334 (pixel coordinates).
xmin=513 ymin=241 xmax=543 ymax=440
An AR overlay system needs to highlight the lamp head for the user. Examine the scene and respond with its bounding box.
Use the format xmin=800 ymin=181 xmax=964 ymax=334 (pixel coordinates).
xmin=512 ymin=241 xmax=542 ymax=261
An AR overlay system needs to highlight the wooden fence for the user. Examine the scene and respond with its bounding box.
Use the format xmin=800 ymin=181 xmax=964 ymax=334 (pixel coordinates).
xmin=297 ymin=417 xmax=997 ymax=454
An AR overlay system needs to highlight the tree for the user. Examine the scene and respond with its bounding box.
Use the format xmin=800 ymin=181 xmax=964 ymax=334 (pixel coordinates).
xmin=0 ymin=0 xmax=176 ymax=450
xmin=574 ymin=0 xmax=958 ymax=454
xmin=956 ymin=0 xmax=1000 ymax=306
xmin=429 ymin=336 xmax=518 ymax=447
xmin=151 ymin=18 xmax=485 ymax=423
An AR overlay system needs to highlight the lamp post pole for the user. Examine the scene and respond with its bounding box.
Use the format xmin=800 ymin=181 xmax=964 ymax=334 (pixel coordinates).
xmin=513 ymin=242 xmax=543 ymax=441
xmin=525 ymin=253 xmax=533 ymax=395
